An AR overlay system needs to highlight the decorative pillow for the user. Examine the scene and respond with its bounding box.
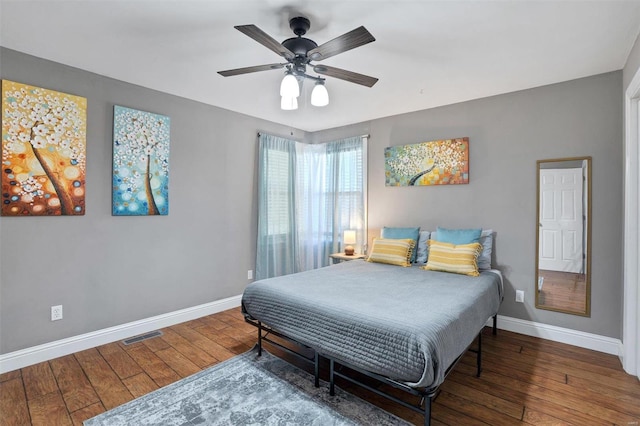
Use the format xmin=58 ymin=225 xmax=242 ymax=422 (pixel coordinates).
xmin=367 ymin=238 xmax=415 ymax=267
xmin=421 ymin=240 xmax=482 ymax=276
xmin=381 ymin=227 xmax=420 ymax=263
xmin=478 ymin=229 xmax=493 ymax=270
xmin=415 ymin=230 xmax=431 ymax=263
xmin=433 ymin=227 xmax=482 ymax=245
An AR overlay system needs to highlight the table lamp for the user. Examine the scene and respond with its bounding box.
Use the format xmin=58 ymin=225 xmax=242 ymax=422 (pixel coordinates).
xmin=343 ymin=230 xmax=356 ymax=255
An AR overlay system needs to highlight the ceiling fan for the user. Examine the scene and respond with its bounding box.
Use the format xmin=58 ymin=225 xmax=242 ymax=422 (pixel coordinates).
xmin=218 ymin=17 xmax=378 ymax=109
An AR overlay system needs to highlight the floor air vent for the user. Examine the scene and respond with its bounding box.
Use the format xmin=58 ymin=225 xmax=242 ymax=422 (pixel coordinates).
xmin=122 ymin=330 xmax=163 ymax=345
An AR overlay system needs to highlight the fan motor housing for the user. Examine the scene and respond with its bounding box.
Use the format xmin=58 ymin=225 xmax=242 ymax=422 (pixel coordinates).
xmin=282 ymin=37 xmax=318 ymax=57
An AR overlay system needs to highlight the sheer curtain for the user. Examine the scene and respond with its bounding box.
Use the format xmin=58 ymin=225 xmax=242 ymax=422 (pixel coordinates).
xmin=256 ymin=134 xmax=367 ymax=280
xmin=255 ymin=134 xmax=298 ymax=280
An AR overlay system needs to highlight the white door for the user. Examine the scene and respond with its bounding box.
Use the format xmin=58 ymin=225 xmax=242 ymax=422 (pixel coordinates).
xmin=539 ymin=168 xmax=584 ymax=273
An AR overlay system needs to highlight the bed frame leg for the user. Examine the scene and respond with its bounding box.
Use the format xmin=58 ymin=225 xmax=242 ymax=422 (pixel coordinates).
xmin=424 ymin=395 xmax=431 ymax=426
xmin=329 ymin=359 xmax=335 ymax=396
xmin=476 ymin=331 xmax=482 ymax=377
xmin=257 ymin=321 xmax=262 ymax=357
xmin=314 ymin=352 xmax=320 ymax=388
xmin=492 ymin=314 xmax=498 ymax=335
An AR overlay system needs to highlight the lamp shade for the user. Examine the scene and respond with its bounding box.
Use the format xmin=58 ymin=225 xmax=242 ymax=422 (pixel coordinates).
xmin=280 ymin=96 xmax=298 ymax=111
xmin=344 ymin=230 xmax=356 ymax=244
xmin=343 ymin=230 xmax=356 ymax=255
xmin=280 ymin=73 xmax=300 ymax=98
xmin=311 ymin=81 xmax=329 ymax=107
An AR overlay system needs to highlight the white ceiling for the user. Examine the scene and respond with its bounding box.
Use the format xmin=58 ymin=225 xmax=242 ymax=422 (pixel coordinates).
xmin=1 ymin=1 xmax=639 ymax=132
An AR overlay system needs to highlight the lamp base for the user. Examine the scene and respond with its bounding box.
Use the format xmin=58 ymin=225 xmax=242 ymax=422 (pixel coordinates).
xmin=344 ymin=245 xmax=354 ymax=256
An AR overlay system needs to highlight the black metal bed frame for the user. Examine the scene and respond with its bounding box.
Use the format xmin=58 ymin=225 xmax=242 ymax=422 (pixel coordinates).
xmin=245 ymin=315 xmax=498 ymax=426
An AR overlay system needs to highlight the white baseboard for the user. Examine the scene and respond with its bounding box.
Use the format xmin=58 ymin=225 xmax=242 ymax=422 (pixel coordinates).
xmin=490 ymin=315 xmax=622 ymax=355
xmin=0 ymin=295 xmax=242 ymax=374
xmin=1 ymin=303 xmax=622 ymax=374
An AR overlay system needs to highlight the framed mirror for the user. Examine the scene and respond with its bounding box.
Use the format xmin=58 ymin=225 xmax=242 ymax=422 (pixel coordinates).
xmin=535 ymin=157 xmax=592 ymax=316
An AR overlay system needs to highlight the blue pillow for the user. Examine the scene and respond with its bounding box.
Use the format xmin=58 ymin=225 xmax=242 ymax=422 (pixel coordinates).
xmin=434 ymin=227 xmax=482 ymax=245
xmin=381 ymin=227 xmax=420 ymax=263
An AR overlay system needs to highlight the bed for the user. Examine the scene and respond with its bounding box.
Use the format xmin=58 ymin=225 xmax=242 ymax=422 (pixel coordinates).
xmin=242 ymin=259 xmax=503 ymax=425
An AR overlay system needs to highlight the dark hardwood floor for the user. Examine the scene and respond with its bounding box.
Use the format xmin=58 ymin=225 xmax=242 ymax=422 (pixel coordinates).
xmin=1 ymin=307 xmax=638 ymax=425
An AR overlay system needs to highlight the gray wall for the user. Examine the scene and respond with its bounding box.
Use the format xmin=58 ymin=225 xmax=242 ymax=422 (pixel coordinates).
xmin=0 ymin=47 xmax=625 ymax=355
xmin=312 ymin=72 xmax=623 ymax=338
xmin=0 ymin=48 xmax=306 ymax=354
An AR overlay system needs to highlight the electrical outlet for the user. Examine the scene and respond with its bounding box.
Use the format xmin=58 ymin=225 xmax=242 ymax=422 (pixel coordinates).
xmin=515 ymin=290 xmax=525 ymax=303
xmin=51 ymin=305 xmax=63 ymax=321
xmin=247 ymin=270 xmax=253 ymax=280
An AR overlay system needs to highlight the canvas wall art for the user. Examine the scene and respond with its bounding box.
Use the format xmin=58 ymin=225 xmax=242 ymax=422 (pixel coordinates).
xmin=384 ymin=137 xmax=469 ymax=186
xmin=1 ymin=80 xmax=87 ymax=216
xmin=112 ymin=105 xmax=170 ymax=216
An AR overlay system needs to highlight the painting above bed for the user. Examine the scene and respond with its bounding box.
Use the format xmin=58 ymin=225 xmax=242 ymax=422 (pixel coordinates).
xmin=384 ymin=137 xmax=469 ymax=186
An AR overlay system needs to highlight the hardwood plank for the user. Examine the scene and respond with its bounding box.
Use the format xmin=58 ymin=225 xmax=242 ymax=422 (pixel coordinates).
xmin=96 ymin=342 xmax=143 ymax=380
xmin=431 ymin=402 xmax=488 ymax=426
xmin=74 ymin=348 xmax=133 ymax=410
xmin=49 ymin=355 xmax=100 ymax=413
xmin=0 ymin=370 xmax=21 ymax=383
xmin=453 ymin=362 xmax=629 ymax=424
xmin=69 ymin=402 xmax=105 ymax=426
xmin=437 ymin=390 xmax=519 ymax=425
xmin=122 ymin=344 xmax=181 ymax=388
xmin=155 ymin=347 xmax=201 ymax=378
xmin=141 ymin=335 xmax=171 ymax=352
xmin=193 ymin=315 xmax=230 ymax=331
xmin=21 ymin=362 xmax=58 ymax=400
xmin=27 ymin=391 xmax=72 ymax=426
xmin=439 ymin=378 xmax=523 ymax=420
xmin=0 ymin=377 xmax=30 ymax=426
xmin=122 ymin=373 xmax=159 ymax=398
xmin=482 ymin=341 xmax=640 ymax=397
xmin=171 ymin=322 xmax=235 ymax=361
xmin=448 ymin=365 xmax=610 ymax=426
xmin=158 ymin=328 xmax=217 ymax=368
xmin=523 ymin=407 xmax=580 ymax=425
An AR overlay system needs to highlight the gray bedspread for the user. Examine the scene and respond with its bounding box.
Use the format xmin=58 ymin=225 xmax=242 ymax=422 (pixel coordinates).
xmin=241 ymin=260 xmax=502 ymax=389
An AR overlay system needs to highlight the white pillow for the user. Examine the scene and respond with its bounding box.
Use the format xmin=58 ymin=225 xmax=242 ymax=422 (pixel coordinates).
xmin=415 ymin=230 xmax=431 ymax=263
xmin=478 ymin=229 xmax=493 ymax=270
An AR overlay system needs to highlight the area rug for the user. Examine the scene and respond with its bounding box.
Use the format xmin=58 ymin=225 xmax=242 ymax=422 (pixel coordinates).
xmin=84 ymin=346 xmax=410 ymax=425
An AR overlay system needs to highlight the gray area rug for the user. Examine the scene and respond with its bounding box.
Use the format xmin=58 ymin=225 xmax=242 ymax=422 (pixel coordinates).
xmin=84 ymin=346 xmax=410 ymax=425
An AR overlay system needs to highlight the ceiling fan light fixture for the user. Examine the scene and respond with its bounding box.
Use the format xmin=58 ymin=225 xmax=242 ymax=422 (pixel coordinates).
xmin=280 ymin=71 xmax=300 ymax=98
xmin=311 ymin=80 xmax=329 ymax=107
xmin=281 ymin=96 xmax=298 ymax=111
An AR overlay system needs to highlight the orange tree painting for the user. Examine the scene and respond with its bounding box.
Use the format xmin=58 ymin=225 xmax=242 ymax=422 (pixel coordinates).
xmin=384 ymin=137 xmax=469 ymax=186
xmin=1 ymin=80 xmax=87 ymax=215
xmin=112 ymin=105 xmax=169 ymax=216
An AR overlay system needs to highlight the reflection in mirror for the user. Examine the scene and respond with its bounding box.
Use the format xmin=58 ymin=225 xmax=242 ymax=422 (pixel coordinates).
xmin=535 ymin=157 xmax=591 ymax=316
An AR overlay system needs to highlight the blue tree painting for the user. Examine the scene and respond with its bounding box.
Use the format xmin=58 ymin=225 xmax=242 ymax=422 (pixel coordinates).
xmin=112 ymin=105 xmax=170 ymax=215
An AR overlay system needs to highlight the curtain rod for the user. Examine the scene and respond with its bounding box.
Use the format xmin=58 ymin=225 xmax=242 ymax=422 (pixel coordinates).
xmin=257 ymin=132 xmax=370 ymax=139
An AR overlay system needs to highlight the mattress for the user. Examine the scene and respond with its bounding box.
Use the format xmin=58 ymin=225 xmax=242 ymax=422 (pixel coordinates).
xmin=242 ymin=260 xmax=502 ymax=389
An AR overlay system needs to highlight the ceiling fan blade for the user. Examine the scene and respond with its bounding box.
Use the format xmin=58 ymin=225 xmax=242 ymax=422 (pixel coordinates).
xmin=234 ymin=25 xmax=295 ymax=59
xmin=218 ymin=63 xmax=285 ymax=77
xmin=313 ymin=65 xmax=378 ymax=87
xmin=307 ymin=26 xmax=375 ymax=61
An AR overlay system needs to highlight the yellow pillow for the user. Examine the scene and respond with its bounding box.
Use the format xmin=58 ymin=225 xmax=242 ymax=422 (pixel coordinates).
xmin=421 ymin=240 xmax=482 ymax=276
xmin=367 ymin=238 xmax=415 ymax=267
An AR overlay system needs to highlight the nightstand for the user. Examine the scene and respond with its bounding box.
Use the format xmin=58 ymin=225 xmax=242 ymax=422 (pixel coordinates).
xmin=329 ymin=252 xmax=366 ymax=264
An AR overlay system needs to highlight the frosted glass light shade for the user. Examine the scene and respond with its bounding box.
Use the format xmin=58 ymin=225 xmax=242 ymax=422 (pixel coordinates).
xmin=280 ymin=73 xmax=300 ymax=98
xmin=311 ymin=82 xmax=329 ymax=107
xmin=280 ymin=96 xmax=298 ymax=110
